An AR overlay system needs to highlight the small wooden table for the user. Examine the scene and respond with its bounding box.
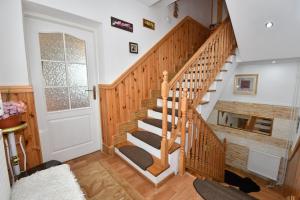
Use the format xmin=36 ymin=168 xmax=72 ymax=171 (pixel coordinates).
xmin=2 ymin=122 xmax=27 ymax=177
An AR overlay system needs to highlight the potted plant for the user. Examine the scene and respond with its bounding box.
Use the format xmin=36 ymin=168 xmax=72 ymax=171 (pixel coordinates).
xmin=0 ymin=101 xmax=27 ymax=129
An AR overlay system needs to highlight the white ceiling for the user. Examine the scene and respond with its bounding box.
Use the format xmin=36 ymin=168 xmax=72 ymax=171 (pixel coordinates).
xmin=226 ymin=0 xmax=300 ymax=62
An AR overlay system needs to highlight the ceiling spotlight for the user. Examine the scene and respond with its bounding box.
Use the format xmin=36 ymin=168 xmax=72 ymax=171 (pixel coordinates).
xmin=265 ymin=22 xmax=274 ymax=28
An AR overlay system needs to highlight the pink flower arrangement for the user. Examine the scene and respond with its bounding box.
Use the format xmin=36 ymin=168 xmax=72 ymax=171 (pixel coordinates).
xmin=0 ymin=101 xmax=27 ymax=120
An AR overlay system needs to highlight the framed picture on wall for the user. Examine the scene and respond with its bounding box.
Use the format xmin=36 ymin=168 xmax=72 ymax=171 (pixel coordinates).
xmin=129 ymin=42 xmax=138 ymax=54
xmin=234 ymin=74 xmax=258 ymax=95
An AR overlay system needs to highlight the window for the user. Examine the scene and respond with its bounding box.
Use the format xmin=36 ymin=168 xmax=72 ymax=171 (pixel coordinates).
xmin=39 ymin=33 xmax=90 ymax=112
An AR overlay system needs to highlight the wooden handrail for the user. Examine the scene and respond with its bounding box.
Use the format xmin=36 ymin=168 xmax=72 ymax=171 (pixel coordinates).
xmin=169 ymin=18 xmax=230 ymax=88
xmin=160 ymin=17 xmax=236 ymax=180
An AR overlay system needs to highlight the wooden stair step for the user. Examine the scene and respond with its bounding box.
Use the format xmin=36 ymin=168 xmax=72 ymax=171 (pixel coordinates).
xmin=118 ymin=144 xmax=153 ymax=170
xmin=176 ymin=88 xmax=216 ymax=93
xmin=116 ymin=141 xmax=169 ymax=177
xmin=152 ymin=107 xmax=179 ymax=117
xmin=200 ymin=100 xmax=209 ymax=105
xmin=142 ymin=118 xmax=174 ymax=132
xmin=207 ymin=89 xmax=217 ymax=92
xmin=158 ymin=96 xmax=180 ymax=102
xmin=131 ymin=130 xmax=180 ymax=154
xmin=131 ymin=130 xmax=161 ymax=150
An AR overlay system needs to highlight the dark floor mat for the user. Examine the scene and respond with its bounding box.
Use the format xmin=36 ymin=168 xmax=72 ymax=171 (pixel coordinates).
xmin=193 ymin=179 xmax=257 ymax=200
xmin=152 ymin=107 xmax=179 ymax=117
xmin=119 ymin=145 xmax=153 ymax=170
xmin=225 ymin=170 xmax=260 ymax=193
xmin=132 ymin=130 xmax=162 ymax=149
xmin=142 ymin=118 xmax=174 ymax=132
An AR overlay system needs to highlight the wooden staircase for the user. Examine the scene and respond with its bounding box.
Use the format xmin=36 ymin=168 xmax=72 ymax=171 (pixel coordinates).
xmin=100 ymin=17 xmax=236 ymax=186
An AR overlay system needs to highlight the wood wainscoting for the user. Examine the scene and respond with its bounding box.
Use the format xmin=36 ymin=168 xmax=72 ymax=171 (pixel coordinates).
xmin=284 ymin=140 xmax=300 ymax=199
xmin=99 ymin=16 xmax=210 ymax=152
xmin=0 ymin=86 xmax=42 ymax=170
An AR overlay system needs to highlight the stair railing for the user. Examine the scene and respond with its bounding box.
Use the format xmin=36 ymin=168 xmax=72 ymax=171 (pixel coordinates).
xmin=160 ymin=18 xmax=236 ymax=180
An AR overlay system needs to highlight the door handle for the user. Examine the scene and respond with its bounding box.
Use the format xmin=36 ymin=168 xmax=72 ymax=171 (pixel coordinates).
xmin=85 ymin=86 xmax=96 ymax=100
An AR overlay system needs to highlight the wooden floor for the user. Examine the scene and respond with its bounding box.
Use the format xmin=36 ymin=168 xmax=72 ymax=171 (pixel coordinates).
xmin=66 ymin=151 xmax=285 ymax=200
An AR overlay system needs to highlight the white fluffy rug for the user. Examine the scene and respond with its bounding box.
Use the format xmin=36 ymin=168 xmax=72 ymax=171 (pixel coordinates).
xmin=11 ymin=164 xmax=85 ymax=200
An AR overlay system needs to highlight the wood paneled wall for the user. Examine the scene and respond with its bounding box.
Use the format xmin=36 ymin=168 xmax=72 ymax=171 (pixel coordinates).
xmin=0 ymin=86 xmax=42 ymax=170
xmin=284 ymin=142 xmax=300 ymax=199
xmin=99 ymin=17 xmax=210 ymax=150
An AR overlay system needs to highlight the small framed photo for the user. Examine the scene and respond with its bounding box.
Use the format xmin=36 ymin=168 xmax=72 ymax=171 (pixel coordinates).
xmin=129 ymin=42 xmax=138 ymax=54
xmin=234 ymin=74 xmax=258 ymax=95
xmin=143 ymin=18 xmax=155 ymax=30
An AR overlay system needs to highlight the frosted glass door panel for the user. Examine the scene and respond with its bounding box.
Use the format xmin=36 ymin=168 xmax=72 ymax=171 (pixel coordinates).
xmin=39 ymin=33 xmax=64 ymax=61
xmin=39 ymin=33 xmax=90 ymax=112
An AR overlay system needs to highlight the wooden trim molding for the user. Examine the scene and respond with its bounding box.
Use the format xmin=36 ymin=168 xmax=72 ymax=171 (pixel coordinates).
xmin=99 ymin=16 xmax=210 ymax=147
xmin=0 ymin=85 xmax=33 ymax=93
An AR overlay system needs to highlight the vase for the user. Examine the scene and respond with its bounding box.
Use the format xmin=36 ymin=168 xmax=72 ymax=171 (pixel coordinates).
xmin=0 ymin=115 xmax=21 ymax=129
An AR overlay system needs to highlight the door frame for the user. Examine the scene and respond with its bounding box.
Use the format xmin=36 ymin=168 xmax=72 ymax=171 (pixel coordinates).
xmin=23 ymin=7 xmax=104 ymax=161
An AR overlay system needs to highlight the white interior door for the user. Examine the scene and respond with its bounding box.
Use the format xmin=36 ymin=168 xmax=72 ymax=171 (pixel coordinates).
xmin=24 ymin=16 xmax=101 ymax=162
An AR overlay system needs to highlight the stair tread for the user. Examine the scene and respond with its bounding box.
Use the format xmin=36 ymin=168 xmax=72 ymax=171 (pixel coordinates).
xmin=207 ymin=89 xmax=217 ymax=92
xmin=131 ymin=129 xmax=180 ymax=154
xmin=132 ymin=130 xmax=162 ymax=150
xmin=152 ymin=107 xmax=179 ymax=117
xmin=142 ymin=118 xmax=174 ymax=132
xmin=116 ymin=141 xmax=169 ymax=177
xmin=158 ymin=96 xmax=180 ymax=102
xmin=175 ymin=88 xmax=214 ymax=93
xmin=200 ymin=101 xmax=209 ymax=105
xmin=118 ymin=145 xmax=154 ymax=170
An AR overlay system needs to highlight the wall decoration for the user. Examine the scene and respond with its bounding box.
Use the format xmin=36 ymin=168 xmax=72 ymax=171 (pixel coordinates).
xmin=173 ymin=1 xmax=179 ymax=18
xmin=234 ymin=74 xmax=258 ymax=95
xmin=129 ymin=42 xmax=138 ymax=54
xmin=111 ymin=17 xmax=133 ymax=32
xmin=143 ymin=18 xmax=155 ymax=30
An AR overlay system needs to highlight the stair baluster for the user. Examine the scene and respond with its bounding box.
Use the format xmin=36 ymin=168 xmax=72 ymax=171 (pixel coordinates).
xmin=161 ymin=18 xmax=237 ymax=181
xmin=161 ymin=71 xmax=169 ymax=167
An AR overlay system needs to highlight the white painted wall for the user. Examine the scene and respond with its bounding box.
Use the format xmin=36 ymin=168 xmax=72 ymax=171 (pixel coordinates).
xmin=24 ymin=0 xmax=211 ymax=84
xmin=0 ymin=0 xmax=29 ymax=85
xmin=219 ymin=61 xmax=299 ymax=106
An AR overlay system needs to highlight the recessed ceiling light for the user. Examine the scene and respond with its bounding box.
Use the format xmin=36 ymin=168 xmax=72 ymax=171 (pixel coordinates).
xmin=265 ymin=22 xmax=274 ymax=28
xmin=272 ymin=60 xmax=276 ymax=64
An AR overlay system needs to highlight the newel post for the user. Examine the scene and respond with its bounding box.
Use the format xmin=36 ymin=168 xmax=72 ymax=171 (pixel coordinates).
xmin=179 ymin=88 xmax=188 ymax=176
xmin=161 ymin=71 xmax=169 ymax=167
